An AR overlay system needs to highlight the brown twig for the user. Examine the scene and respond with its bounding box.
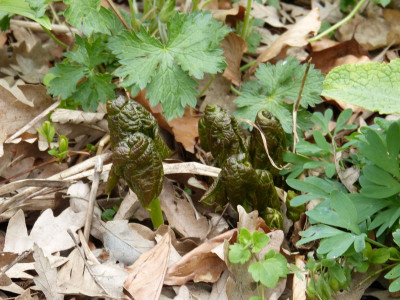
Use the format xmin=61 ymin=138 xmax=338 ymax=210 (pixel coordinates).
xmin=292 ymin=59 xmax=312 ymax=153
xmin=0 ymin=250 xmax=33 ymax=278
xmin=67 ymin=229 xmax=112 ymax=297
xmin=206 ymin=203 xmax=230 ymax=239
xmin=105 ymin=0 xmax=131 ymax=30
xmin=83 ymin=157 xmax=103 ymax=241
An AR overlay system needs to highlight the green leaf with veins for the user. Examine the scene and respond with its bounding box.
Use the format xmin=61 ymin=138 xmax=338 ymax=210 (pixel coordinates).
xmin=47 ymin=36 xmax=115 ymax=110
xmin=64 ymin=0 xmax=116 ymax=36
xmin=26 ymin=0 xmax=49 ymax=18
xmin=0 ymin=0 xmax=51 ymax=29
xmin=248 ymin=250 xmax=289 ymax=288
xmin=229 ymin=243 xmax=251 ymax=264
xmin=234 ymin=57 xmax=323 ymax=132
xmin=108 ymin=12 xmax=229 ymax=120
xmin=322 ymin=59 xmax=400 ymax=114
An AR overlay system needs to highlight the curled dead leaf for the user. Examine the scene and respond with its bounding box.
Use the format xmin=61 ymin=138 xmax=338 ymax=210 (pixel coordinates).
xmin=164 ymin=229 xmax=236 ymax=285
xmin=222 ymin=32 xmax=247 ymax=86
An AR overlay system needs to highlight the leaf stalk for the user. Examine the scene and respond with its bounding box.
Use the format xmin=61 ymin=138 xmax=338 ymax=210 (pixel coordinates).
xmin=308 ymin=0 xmax=368 ymax=43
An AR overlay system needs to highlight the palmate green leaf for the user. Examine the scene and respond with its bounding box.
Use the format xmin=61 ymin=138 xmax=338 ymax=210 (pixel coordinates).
xmin=47 ymin=63 xmax=86 ymax=99
xmin=47 ymin=37 xmax=115 ymax=110
xmin=64 ymin=0 xmax=115 ymax=36
xmin=248 ymin=250 xmax=289 ymax=288
xmin=322 ymin=59 xmax=400 ymax=114
xmin=317 ymin=232 xmax=356 ymax=258
xmin=108 ymin=12 xmax=229 ymax=120
xmin=0 ymin=0 xmax=51 ymax=29
xmin=234 ymin=57 xmax=324 ymax=133
xmin=229 ymin=243 xmax=251 ymax=264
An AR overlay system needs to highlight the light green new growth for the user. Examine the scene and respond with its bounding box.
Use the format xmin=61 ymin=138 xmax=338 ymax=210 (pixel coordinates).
xmin=322 ymin=59 xmax=400 ymax=114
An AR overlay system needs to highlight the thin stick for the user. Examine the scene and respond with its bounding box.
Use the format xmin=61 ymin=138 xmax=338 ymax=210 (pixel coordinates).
xmin=83 ymin=156 xmax=103 ymax=241
xmin=0 ymin=153 xmax=112 ymax=215
xmin=0 ymin=250 xmax=32 ymax=278
xmin=10 ymin=20 xmax=78 ymax=34
xmin=96 ymin=134 xmax=110 ymax=155
xmin=67 ymin=229 xmax=111 ymax=297
xmin=292 ymin=59 xmax=311 ymax=153
xmin=5 ymin=100 xmax=61 ymax=143
xmin=206 ymin=203 xmax=229 ymax=239
xmin=237 ymin=119 xmax=287 ymax=170
xmin=106 ymin=0 xmax=131 ymax=30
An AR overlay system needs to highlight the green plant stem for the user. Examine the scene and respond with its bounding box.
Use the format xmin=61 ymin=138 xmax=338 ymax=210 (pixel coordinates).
xmin=144 ymin=0 xmax=151 ymax=14
xmin=192 ymin=0 xmax=199 ymax=12
xmin=308 ymin=0 xmax=368 ymax=42
xmin=240 ymin=60 xmax=257 ymax=72
xmin=41 ymin=26 xmax=68 ymax=49
xmin=358 ymin=264 xmax=393 ymax=287
xmin=147 ymin=197 xmax=164 ymax=229
xmin=230 ymin=85 xmax=242 ymax=96
xmin=365 ymin=237 xmax=388 ymax=248
xmin=241 ymin=0 xmax=253 ymax=39
xmin=127 ymin=0 xmax=139 ymax=31
xmin=198 ymin=74 xmax=215 ymax=98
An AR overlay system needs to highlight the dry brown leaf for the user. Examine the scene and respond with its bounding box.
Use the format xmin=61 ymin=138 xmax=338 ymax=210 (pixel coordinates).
xmin=58 ymin=248 xmax=128 ymax=298
xmin=33 ymin=244 xmax=63 ymax=300
xmin=221 ymin=32 xmax=247 ymax=86
xmin=15 ymin=288 xmax=34 ymax=300
xmin=251 ymin=2 xmax=285 ymax=28
xmin=292 ymin=255 xmax=307 ymax=300
xmin=173 ymin=284 xmax=211 ymax=299
xmin=199 ymin=74 xmax=237 ymax=114
xmin=336 ymin=9 xmax=390 ymax=50
xmin=125 ymin=231 xmax=171 ymax=299
xmin=211 ymin=7 xmax=240 ymax=22
xmin=103 ymin=220 xmax=155 ymax=265
xmin=164 ymin=229 xmax=235 ymax=285
xmin=209 ymin=270 xmax=229 ymax=300
xmin=248 ymin=7 xmax=320 ymax=75
xmin=4 ymin=208 xmax=85 ymax=256
xmin=383 ymin=9 xmax=400 ymax=45
xmin=309 ymin=39 xmax=370 ymax=74
xmin=0 ymin=83 xmax=53 ymax=156
xmin=134 ymin=91 xmax=201 ymax=153
xmin=159 ymin=180 xmax=210 ymax=239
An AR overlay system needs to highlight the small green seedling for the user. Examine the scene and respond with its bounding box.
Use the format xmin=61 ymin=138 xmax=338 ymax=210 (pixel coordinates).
xmin=48 ymin=135 xmax=69 ymax=162
xmin=37 ymin=121 xmax=56 ymax=148
xmin=229 ymin=228 xmax=289 ymax=299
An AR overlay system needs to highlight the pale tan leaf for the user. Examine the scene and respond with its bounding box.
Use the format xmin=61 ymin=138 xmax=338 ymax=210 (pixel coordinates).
xmin=209 ymin=270 xmax=229 ymax=300
xmin=15 ymin=288 xmax=34 ymax=300
xmin=125 ymin=231 xmax=171 ymax=299
xmin=51 ymin=109 xmax=105 ymax=125
xmin=159 ymin=180 xmax=210 ymax=239
xmin=4 ymin=210 xmax=32 ymax=254
xmin=4 ymin=208 xmax=85 ymax=256
xmin=249 ymin=7 xmax=320 ymax=74
xmin=293 ymin=255 xmax=307 ymax=300
xmin=33 ymin=244 xmax=63 ymax=300
xmin=103 ymin=220 xmax=155 ymax=265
